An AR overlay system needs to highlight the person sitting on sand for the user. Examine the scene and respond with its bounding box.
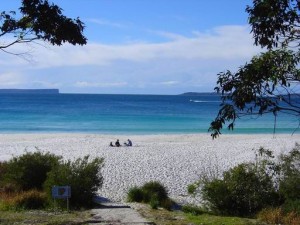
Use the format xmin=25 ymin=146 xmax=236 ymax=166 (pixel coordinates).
xmin=124 ymin=139 xmax=132 ymax=146
xmin=109 ymin=142 xmax=114 ymax=147
xmin=115 ymin=139 xmax=121 ymax=147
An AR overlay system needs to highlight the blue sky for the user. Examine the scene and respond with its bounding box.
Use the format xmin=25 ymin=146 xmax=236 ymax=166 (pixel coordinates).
xmin=0 ymin=0 xmax=262 ymax=94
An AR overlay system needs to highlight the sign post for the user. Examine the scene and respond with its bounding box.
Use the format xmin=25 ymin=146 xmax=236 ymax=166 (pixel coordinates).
xmin=52 ymin=186 xmax=71 ymax=212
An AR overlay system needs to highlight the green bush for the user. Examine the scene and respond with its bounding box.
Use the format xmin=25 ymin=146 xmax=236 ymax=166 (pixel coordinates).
xmin=282 ymin=199 xmax=300 ymax=215
xmin=160 ymin=198 xmax=173 ymax=211
xmin=280 ymin=174 xmax=300 ymax=200
xmin=149 ymin=194 xmax=160 ymax=209
xmin=1 ymin=152 xmax=104 ymax=210
xmin=44 ymin=155 xmax=104 ymax=209
xmin=0 ymin=161 xmax=8 ymax=186
xmin=201 ymin=163 xmax=280 ymax=216
xmin=126 ymin=181 xmax=171 ymax=210
xmin=2 ymin=151 xmax=61 ymax=191
xmin=201 ymin=178 xmax=232 ymax=215
xmin=187 ymin=183 xmax=198 ymax=195
xmin=127 ymin=186 xmax=144 ymax=202
xmin=278 ymin=144 xmax=300 ymax=202
xmin=141 ymin=181 xmax=168 ymax=203
xmin=188 ymin=146 xmax=300 ymax=217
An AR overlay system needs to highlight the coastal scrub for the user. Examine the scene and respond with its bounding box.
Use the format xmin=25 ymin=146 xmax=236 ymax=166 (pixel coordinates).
xmin=0 ymin=152 xmax=104 ymax=210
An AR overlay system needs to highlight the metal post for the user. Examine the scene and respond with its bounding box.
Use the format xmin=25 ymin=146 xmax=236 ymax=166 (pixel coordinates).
xmin=53 ymin=198 xmax=57 ymax=214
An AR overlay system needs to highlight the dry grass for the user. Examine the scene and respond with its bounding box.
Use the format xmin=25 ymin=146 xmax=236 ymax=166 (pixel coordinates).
xmin=133 ymin=203 xmax=261 ymax=225
xmin=0 ymin=190 xmax=47 ymax=210
xmin=0 ymin=210 xmax=90 ymax=225
xmin=258 ymin=208 xmax=300 ymax=225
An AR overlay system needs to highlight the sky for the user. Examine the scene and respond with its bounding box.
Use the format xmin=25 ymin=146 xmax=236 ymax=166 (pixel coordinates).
xmin=0 ymin=0 xmax=263 ymax=94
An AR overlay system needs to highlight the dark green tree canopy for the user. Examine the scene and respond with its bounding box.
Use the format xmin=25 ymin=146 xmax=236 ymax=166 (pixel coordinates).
xmin=210 ymin=0 xmax=300 ymax=138
xmin=0 ymin=0 xmax=87 ymax=55
xmin=247 ymin=0 xmax=300 ymax=49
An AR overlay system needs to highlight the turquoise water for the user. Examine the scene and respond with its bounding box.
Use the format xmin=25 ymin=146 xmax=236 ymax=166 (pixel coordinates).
xmin=0 ymin=93 xmax=298 ymax=134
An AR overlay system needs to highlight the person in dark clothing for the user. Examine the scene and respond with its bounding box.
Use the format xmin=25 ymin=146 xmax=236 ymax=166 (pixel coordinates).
xmin=115 ymin=139 xmax=121 ymax=147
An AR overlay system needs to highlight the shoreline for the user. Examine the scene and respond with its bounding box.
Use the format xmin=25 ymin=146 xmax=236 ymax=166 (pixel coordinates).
xmin=0 ymin=133 xmax=299 ymax=204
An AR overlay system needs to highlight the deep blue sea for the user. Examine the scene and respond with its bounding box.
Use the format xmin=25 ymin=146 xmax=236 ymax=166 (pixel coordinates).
xmin=0 ymin=93 xmax=298 ymax=134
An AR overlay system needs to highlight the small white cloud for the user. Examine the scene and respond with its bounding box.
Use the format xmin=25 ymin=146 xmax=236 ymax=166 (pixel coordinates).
xmin=160 ymin=81 xmax=180 ymax=86
xmin=0 ymin=72 xmax=23 ymax=87
xmin=147 ymin=29 xmax=187 ymax=40
xmin=74 ymin=81 xmax=128 ymax=88
xmin=32 ymin=81 xmax=62 ymax=88
xmin=87 ymin=18 xmax=128 ymax=29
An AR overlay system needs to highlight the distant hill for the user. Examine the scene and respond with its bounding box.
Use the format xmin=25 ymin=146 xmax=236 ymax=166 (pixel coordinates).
xmin=0 ymin=89 xmax=59 ymax=94
xmin=179 ymin=92 xmax=218 ymax=96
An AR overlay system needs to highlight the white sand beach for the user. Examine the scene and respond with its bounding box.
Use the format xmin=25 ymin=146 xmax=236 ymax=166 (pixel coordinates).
xmin=0 ymin=133 xmax=299 ymax=204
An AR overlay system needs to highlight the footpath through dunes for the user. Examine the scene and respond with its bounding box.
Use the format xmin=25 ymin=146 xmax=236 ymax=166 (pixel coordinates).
xmin=0 ymin=133 xmax=299 ymax=205
xmin=88 ymin=202 xmax=153 ymax=225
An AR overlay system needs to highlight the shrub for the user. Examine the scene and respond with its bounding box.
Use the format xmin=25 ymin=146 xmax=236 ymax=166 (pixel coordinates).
xmin=2 ymin=151 xmax=62 ymax=191
xmin=160 ymin=198 xmax=173 ymax=211
xmin=149 ymin=194 xmax=160 ymax=209
xmin=141 ymin=181 xmax=168 ymax=203
xmin=187 ymin=183 xmax=198 ymax=195
xmin=201 ymin=178 xmax=232 ymax=215
xmin=126 ymin=181 xmax=171 ymax=210
xmin=282 ymin=199 xmax=300 ymax=215
xmin=188 ymin=146 xmax=300 ymax=217
xmin=201 ymin=163 xmax=280 ymax=216
xmin=44 ymin=155 xmax=104 ymax=209
xmin=127 ymin=186 xmax=143 ymax=202
xmin=280 ymin=174 xmax=300 ymax=200
xmin=278 ymin=144 xmax=300 ymax=202
xmin=0 ymin=161 xmax=8 ymax=186
xmin=1 ymin=152 xmax=104 ymax=210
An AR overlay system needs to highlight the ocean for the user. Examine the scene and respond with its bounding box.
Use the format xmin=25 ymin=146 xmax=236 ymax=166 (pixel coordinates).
xmin=0 ymin=93 xmax=298 ymax=134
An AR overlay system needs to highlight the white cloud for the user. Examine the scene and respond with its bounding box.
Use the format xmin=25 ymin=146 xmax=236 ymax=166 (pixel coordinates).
xmin=146 ymin=30 xmax=188 ymax=40
xmin=0 ymin=25 xmax=259 ymax=69
xmin=87 ymin=18 xmax=129 ymax=29
xmin=74 ymin=81 xmax=128 ymax=88
xmin=160 ymin=81 xmax=180 ymax=86
xmin=31 ymin=81 xmax=62 ymax=88
xmin=0 ymin=72 xmax=23 ymax=87
xmin=0 ymin=25 xmax=262 ymax=94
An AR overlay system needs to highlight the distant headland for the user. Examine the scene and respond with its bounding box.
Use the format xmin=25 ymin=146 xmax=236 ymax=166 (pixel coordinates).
xmin=179 ymin=92 xmax=218 ymax=96
xmin=0 ymin=89 xmax=59 ymax=94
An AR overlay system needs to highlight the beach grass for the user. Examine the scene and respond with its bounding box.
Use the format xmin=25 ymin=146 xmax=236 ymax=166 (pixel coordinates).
xmin=0 ymin=210 xmax=90 ymax=225
xmin=0 ymin=207 xmax=264 ymax=225
xmin=134 ymin=203 xmax=263 ymax=225
xmin=185 ymin=214 xmax=262 ymax=225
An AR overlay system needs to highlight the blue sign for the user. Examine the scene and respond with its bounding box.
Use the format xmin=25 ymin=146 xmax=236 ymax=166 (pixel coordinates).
xmin=52 ymin=186 xmax=71 ymax=199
